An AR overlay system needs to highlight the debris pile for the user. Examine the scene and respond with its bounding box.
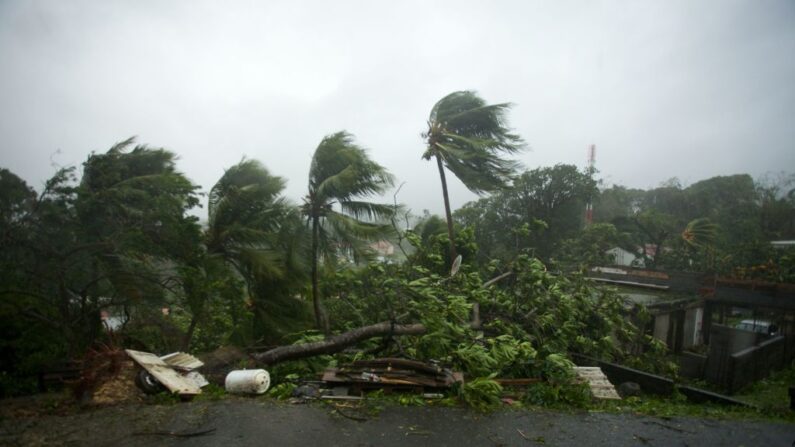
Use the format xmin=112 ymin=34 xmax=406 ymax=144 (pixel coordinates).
xmin=125 ymin=349 xmax=208 ymax=398
xmin=91 ymin=359 xmax=141 ymax=405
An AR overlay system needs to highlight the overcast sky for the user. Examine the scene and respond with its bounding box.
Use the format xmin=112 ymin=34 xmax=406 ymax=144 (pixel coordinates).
xmin=1 ymin=0 xmax=793 ymax=217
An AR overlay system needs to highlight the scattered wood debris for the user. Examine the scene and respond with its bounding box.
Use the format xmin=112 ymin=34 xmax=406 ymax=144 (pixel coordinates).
xmin=573 ymin=366 xmax=621 ymax=400
xmin=321 ymin=358 xmax=463 ymax=394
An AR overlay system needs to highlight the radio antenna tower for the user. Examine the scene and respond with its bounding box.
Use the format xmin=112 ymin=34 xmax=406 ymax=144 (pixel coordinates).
xmin=585 ymin=144 xmax=596 ymax=225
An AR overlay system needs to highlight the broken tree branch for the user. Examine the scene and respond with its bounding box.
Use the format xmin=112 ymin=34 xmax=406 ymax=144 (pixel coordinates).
xmin=252 ymin=321 xmax=427 ymax=365
xmin=482 ymin=271 xmax=513 ymax=288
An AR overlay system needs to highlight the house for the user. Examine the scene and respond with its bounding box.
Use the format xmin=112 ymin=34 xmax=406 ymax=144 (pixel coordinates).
xmin=605 ymin=247 xmax=641 ymax=267
xmin=369 ymin=240 xmax=395 ymax=262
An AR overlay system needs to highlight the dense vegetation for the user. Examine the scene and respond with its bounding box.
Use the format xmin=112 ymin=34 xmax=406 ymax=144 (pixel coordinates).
xmin=456 ymin=168 xmax=794 ymax=279
xmin=1 ymin=91 xmax=793 ymax=406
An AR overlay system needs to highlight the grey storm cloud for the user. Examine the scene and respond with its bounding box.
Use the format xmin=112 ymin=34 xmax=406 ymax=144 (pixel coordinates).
xmin=1 ymin=0 xmax=793 ymax=217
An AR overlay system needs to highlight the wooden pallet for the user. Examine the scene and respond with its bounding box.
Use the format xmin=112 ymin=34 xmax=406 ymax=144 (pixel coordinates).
xmin=573 ymin=366 xmax=621 ymax=400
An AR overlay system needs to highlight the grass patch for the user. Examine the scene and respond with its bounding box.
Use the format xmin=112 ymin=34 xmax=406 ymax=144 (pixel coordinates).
xmin=734 ymin=364 xmax=795 ymax=414
xmin=592 ymin=391 xmax=795 ymax=423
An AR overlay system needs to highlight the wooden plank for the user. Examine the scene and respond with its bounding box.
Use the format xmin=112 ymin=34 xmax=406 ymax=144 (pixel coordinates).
xmin=125 ymin=349 xmax=202 ymax=395
xmin=353 ymin=358 xmax=442 ymax=375
xmin=573 ymin=366 xmax=621 ymax=400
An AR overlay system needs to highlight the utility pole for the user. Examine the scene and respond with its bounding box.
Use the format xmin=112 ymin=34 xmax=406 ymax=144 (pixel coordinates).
xmin=585 ymin=144 xmax=596 ymax=225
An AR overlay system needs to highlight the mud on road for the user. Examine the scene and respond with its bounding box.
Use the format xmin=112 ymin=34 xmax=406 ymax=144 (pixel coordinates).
xmin=1 ymin=397 xmax=793 ymax=446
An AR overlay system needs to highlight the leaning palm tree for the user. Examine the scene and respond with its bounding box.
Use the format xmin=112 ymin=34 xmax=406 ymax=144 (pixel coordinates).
xmin=189 ymin=159 xmax=311 ymax=348
xmin=205 ymin=159 xmax=289 ymax=281
xmin=303 ymin=131 xmax=394 ymax=331
xmin=422 ymin=91 xmax=525 ymax=261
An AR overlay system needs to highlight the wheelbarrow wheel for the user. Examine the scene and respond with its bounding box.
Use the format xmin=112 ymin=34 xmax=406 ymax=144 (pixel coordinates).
xmin=135 ymin=369 xmax=165 ymax=395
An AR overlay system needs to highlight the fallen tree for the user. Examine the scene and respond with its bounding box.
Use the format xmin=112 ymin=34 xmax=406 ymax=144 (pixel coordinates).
xmin=252 ymin=321 xmax=426 ymax=365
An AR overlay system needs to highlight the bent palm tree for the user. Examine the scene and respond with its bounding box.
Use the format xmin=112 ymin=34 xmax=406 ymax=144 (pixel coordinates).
xmin=422 ymin=91 xmax=524 ymax=261
xmin=190 ymin=160 xmax=304 ymax=348
xmin=205 ymin=159 xmax=289 ymax=281
xmin=303 ymin=131 xmax=394 ymax=331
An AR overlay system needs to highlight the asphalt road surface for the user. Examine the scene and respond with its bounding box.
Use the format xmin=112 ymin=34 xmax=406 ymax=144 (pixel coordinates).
xmin=2 ymin=398 xmax=793 ymax=446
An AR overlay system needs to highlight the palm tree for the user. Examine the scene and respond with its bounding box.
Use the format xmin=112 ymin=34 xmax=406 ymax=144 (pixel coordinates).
xmin=205 ymin=159 xmax=289 ymax=281
xmin=422 ymin=91 xmax=524 ymax=261
xmin=190 ymin=159 xmax=306 ymax=349
xmin=303 ymin=131 xmax=394 ymax=332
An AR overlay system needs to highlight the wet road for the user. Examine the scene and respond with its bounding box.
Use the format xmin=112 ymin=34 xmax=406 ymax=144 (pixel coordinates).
xmin=2 ymin=399 xmax=793 ymax=446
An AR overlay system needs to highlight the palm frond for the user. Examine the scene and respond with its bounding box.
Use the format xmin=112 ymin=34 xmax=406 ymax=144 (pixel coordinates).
xmin=339 ymin=201 xmax=395 ymax=221
xmin=235 ymin=246 xmax=285 ymax=280
xmin=326 ymin=211 xmax=391 ymax=241
xmin=682 ymin=218 xmax=719 ymax=248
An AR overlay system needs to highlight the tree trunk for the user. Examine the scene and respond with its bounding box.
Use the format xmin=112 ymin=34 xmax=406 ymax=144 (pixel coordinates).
xmin=182 ymin=312 xmax=200 ymax=351
xmin=435 ymin=155 xmax=457 ymax=262
xmin=252 ymin=321 xmax=427 ymax=365
xmin=311 ymin=216 xmax=329 ymax=333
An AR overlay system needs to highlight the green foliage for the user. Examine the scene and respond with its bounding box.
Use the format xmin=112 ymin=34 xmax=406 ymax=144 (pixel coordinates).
xmin=268 ymin=332 xmax=336 ymax=381
xmin=0 ymin=139 xmax=202 ymax=380
xmin=268 ymin=382 xmax=297 ymax=400
xmin=147 ymin=391 xmax=181 ymax=405
xmin=592 ymin=173 xmax=794 ymax=276
xmin=555 ymin=223 xmax=623 ymax=270
xmin=454 ymin=164 xmax=596 ymax=262
xmin=322 ymin=230 xmax=668 ymax=393
xmin=523 ymin=382 xmax=591 ymax=408
xmin=734 ymin=364 xmax=795 ymax=415
xmin=205 ymin=159 xmax=292 ymax=281
xmin=594 ymin=392 xmax=794 ymax=423
xmin=194 ymin=383 xmax=226 ymax=401
xmin=457 ymin=377 xmax=503 ymax=412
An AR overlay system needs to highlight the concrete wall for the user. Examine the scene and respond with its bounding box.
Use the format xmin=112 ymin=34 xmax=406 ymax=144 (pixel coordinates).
xmin=653 ymin=313 xmax=669 ymax=342
xmin=679 ymin=352 xmax=707 ymax=379
xmin=702 ymin=325 xmax=794 ymax=393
